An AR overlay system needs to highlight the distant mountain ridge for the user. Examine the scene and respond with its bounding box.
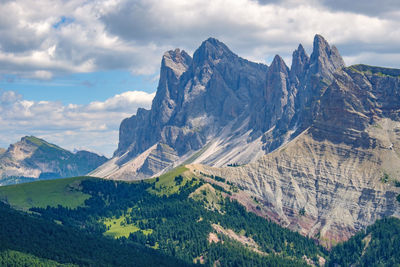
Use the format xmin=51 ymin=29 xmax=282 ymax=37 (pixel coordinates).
xmin=0 ymin=136 xmax=107 ymax=185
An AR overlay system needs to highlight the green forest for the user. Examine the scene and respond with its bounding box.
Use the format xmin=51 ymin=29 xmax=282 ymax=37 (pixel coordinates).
xmin=1 ymin=173 xmax=400 ymax=266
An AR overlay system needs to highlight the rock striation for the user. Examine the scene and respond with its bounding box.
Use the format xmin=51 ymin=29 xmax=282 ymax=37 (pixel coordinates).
xmin=92 ymin=34 xmax=347 ymax=179
xmin=189 ymin=63 xmax=400 ymax=246
xmin=0 ymin=136 xmax=108 ymax=185
xmin=91 ymin=35 xmax=400 ymax=245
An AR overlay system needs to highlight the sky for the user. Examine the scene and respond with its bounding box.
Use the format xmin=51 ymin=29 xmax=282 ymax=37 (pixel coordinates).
xmin=0 ymin=0 xmax=399 ymax=157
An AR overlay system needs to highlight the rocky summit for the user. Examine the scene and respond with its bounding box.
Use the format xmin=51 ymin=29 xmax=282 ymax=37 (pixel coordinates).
xmin=0 ymin=136 xmax=108 ymax=185
xmin=91 ymin=35 xmax=400 ymax=245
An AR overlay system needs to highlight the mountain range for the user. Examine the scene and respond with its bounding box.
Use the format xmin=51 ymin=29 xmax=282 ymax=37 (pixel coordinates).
xmin=1 ymin=34 xmax=399 ymax=252
xmin=90 ymin=34 xmax=400 ymax=247
xmin=0 ymin=136 xmax=107 ymax=185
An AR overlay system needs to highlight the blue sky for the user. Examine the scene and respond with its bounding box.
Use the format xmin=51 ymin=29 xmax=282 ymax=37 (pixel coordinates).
xmin=0 ymin=0 xmax=399 ymax=157
xmin=0 ymin=71 xmax=157 ymax=104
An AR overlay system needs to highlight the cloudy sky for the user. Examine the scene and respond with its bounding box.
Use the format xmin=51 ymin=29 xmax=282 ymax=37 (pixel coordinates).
xmin=0 ymin=0 xmax=399 ymax=157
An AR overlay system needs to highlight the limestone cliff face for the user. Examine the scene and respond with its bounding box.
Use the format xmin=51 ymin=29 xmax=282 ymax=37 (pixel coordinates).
xmin=94 ymin=38 xmax=269 ymax=179
xmin=189 ymin=125 xmax=400 ymax=247
xmin=94 ymin=35 xmax=348 ymax=180
xmin=188 ymin=65 xmax=400 ymax=246
xmin=92 ymin=35 xmax=400 ymax=245
xmin=0 ymin=136 xmax=108 ymax=185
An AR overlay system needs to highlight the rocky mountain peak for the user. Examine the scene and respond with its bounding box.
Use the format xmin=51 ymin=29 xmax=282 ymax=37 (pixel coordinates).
xmin=269 ymin=55 xmax=289 ymax=75
xmin=0 ymin=136 xmax=108 ymax=184
xmin=290 ymin=44 xmax=309 ymax=84
xmin=193 ymin=37 xmax=236 ymax=66
xmin=149 ymin=49 xmax=192 ymax=126
xmin=309 ymin=34 xmax=345 ymax=79
xmin=20 ymin=136 xmax=60 ymax=149
xmin=162 ymin=48 xmax=192 ymax=79
xmin=93 ymin=35 xmax=400 ymax=247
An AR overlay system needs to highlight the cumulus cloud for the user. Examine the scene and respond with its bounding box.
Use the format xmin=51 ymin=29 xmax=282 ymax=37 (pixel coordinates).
xmin=0 ymin=0 xmax=399 ymax=80
xmin=0 ymin=89 xmax=155 ymax=157
xmin=1 ymin=0 xmax=399 ymax=157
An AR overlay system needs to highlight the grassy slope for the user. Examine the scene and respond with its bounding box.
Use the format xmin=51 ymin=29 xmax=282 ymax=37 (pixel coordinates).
xmin=101 ymin=166 xmax=196 ymax=239
xmin=189 ymin=183 xmax=224 ymax=212
xmin=348 ymin=64 xmax=400 ymax=77
xmin=0 ymin=176 xmax=91 ymax=210
xmin=0 ymin=170 xmax=181 ymax=238
xmin=25 ymin=136 xmax=66 ymax=151
xmin=147 ymin=165 xmax=199 ymax=196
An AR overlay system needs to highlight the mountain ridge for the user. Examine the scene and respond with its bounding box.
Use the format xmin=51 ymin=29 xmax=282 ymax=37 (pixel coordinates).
xmin=0 ymin=136 xmax=108 ymax=185
xmin=92 ymin=34 xmax=347 ymax=179
xmin=91 ymin=35 xmax=400 ymax=245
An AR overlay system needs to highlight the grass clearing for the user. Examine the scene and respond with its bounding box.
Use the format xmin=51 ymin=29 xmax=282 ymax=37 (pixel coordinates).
xmin=103 ymin=215 xmax=153 ymax=239
xmin=0 ymin=176 xmax=92 ymax=210
xmin=147 ymin=165 xmax=199 ymax=196
xmin=103 ymin=217 xmax=141 ymax=239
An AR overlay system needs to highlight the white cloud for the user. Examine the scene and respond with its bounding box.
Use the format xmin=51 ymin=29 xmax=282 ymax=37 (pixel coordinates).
xmin=1 ymin=0 xmax=400 ymax=157
xmin=0 ymin=0 xmax=399 ymax=80
xmin=32 ymin=70 xmax=53 ymax=80
xmin=0 ymin=89 xmax=155 ymax=157
xmin=87 ymin=91 xmax=155 ymax=112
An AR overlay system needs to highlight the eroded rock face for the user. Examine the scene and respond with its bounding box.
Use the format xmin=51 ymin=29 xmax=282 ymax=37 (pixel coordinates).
xmin=188 ymin=65 xmax=400 ymax=246
xmin=93 ymin=35 xmax=400 ymax=245
xmin=189 ymin=123 xmax=400 ymax=247
xmin=95 ymin=37 xmax=269 ymax=179
xmin=95 ymin=35 xmax=349 ymax=180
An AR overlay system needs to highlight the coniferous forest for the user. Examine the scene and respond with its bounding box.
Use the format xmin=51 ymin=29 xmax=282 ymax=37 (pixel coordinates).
xmin=1 ymin=176 xmax=400 ymax=266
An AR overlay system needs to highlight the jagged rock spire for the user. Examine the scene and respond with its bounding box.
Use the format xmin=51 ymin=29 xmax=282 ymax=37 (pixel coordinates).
xmin=161 ymin=48 xmax=192 ymax=79
xmin=309 ymin=34 xmax=345 ymax=80
xmin=290 ymin=44 xmax=309 ymax=84
xmin=269 ymin=54 xmax=290 ymax=75
xmin=262 ymin=55 xmax=292 ymax=129
xmin=150 ymin=49 xmax=192 ymax=125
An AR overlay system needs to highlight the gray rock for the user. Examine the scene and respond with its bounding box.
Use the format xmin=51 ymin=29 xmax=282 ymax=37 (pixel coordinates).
xmin=91 ymin=35 xmax=400 ymax=247
xmin=95 ymin=34 xmax=399 ymax=185
xmin=103 ymin=37 xmax=268 ymax=179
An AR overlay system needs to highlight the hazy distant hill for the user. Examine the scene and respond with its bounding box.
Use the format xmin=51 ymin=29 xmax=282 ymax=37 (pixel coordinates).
xmin=0 ymin=136 xmax=107 ymax=185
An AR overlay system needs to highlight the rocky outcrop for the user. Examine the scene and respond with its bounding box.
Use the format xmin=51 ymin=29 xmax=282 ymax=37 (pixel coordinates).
xmin=91 ymin=35 xmax=400 ymax=245
xmin=93 ymin=37 xmax=269 ymax=179
xmin=188 ymin=64 xmax=400 ymax=246
xmin=94 ymin=35 xmax=349 ymax=180
xmin=189 ymin=118 xmax=400 ymax=247
xmin=0 ymin=136 xmax=108 ymax=185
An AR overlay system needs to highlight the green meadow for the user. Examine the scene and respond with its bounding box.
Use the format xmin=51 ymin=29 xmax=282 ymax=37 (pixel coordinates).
xmin=147 ymin=165 xmax=199 ymax=196
xmin=0 ymin=176 xmax=92 ymax=210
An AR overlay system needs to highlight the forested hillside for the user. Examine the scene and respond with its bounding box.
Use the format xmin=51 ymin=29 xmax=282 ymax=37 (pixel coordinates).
xmin=1 ymin=172 xmax=400 ymax=266
xmin=0 ymin=201 xmax=188 ymax=266
xmin=0 ymin=173 xmax=326 ymax=266
xmin=328 ymin=217 xmax=400 ymax=266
